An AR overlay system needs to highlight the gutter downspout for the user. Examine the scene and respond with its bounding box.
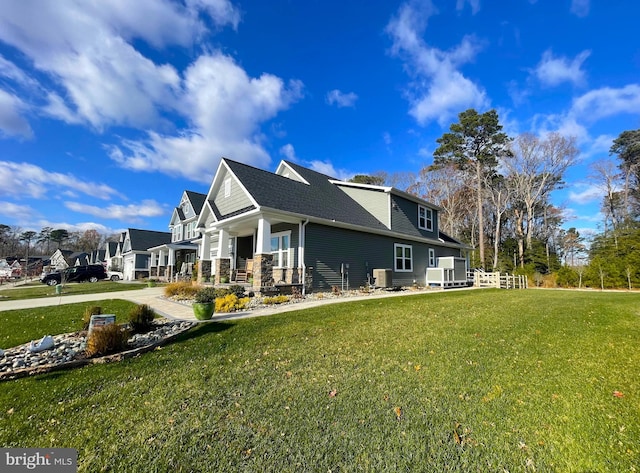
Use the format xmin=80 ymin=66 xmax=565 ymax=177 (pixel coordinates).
xmin=300 ymin=219 xmax=309 ymax=295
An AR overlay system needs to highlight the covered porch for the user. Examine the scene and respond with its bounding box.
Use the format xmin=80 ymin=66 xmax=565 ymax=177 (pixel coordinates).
xmin=197 ymin=213 xmax=312 ymax=293
xmin=149 ymin=242 xmax=199 ymax=282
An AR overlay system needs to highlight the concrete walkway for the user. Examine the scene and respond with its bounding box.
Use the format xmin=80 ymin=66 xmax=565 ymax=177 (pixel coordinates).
xmin=0 ymin=284 xmax=474 ymax=323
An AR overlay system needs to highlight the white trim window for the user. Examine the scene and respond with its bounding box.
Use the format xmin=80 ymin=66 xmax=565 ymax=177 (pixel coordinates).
xmin=428 ymin=248 xmax=436 ymax=267
xmin=418 ymin=205 xmax=433 ymax=231
xmin=271 ymin=231 xmax=291 ymax=268
xmin=394 ymin=243 xmax=413 ymax=272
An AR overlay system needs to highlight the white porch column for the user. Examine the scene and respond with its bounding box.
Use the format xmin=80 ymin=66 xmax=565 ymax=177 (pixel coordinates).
xmin=256 ymin=218 xmax=271 ymax=254
xmin=200 ymin=232 xmax=211 ymax=260
xmin=157 ymin=249 xmax=165 ymax=280
xmin=216 ymin=229 xmax=230 ymax=258
xmin=168 ymin=248 xmax=175 ymax=282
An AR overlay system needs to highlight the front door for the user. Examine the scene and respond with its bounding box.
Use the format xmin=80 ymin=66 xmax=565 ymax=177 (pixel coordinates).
xmin=236 ymin=236 xmax=254 ymax=269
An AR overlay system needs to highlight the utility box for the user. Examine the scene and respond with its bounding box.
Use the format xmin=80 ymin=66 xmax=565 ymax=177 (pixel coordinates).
xmin=373 ymin=268 xmax=393 ymax=288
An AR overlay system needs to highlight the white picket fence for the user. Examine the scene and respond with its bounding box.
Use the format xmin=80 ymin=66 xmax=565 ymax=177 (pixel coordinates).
xmin=470 ymin=270 xmax=528 ymax=289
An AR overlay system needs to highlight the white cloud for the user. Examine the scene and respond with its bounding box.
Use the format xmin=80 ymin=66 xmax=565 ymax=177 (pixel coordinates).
xmin=326 ymin=89 xmax=358 ymax=108
xmin=307 ymin=160 xmax=352 ymax=181
xmin=570 ymin=0 xmax=590 ymax=17
xmin=0 ymin=0 xmax=240 ymax=130
xmin=534 ymin=49 xmax=590 ymax=88
xmin=568 ymin=184 xmax=603 ymax=204
xmin=280 ymin=144 xmax=298 ymax=161
xmin=36 ymin=220 xmax=119 ymax=235
xmin=0 ymin=161 xmax=120 ymax=200
xmin=0 ymin=201 xmax=38 ymax=219
xmin=65 ymin=199 xmax=167 ymax=221
xmin=531 ymin=84 xmax=640 ymax=147
xmin=456 ymin=0 xmax=480 ymax=14
xmin=571 ymin=84 xmax=640 ymax=122
xmin=386 ymin=1 xmax=488 ymax=126
xmin=108 ymin=52 xmax=304 ymax=182
xmin=0 ymin=89 xmax=33 ymax=138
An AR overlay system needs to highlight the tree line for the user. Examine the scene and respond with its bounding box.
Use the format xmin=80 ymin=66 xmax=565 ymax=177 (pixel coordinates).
xmin=0 ymin=226 xmax=115 ymax=261
xmin=353 ymin=109 xmax=640 ymax=289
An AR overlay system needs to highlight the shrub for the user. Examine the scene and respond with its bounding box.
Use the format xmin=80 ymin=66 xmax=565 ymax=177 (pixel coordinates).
xmin=194 ymin=286 xmax=218 ymax=303
xmin=81 ymin=305 xmax=102 ymax=331
xmin=215 ymin=294 xmax=250 ymax=313
xmin=263 ymin=295 xmax=290 ymax=305
xmin=164 ymin=281 xmax=200 ymax=299
xmin=128 ymin=304 xmax=155 ymax=333
xmin=227 ymin=285 xmax=247 ymax=298
xmin=85 ymin=324 xmax=129 ymax=357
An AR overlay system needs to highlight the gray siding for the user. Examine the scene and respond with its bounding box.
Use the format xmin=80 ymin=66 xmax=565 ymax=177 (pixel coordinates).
xmin=305 ymin=223 xmax=460 ymax=290
xmin=214 ymin=170 xmax=253 ymax=217
xmin=390 ymin=195 xmax=438 ymax=239
xmin=338 ymin=187 xmax=389 ymax=227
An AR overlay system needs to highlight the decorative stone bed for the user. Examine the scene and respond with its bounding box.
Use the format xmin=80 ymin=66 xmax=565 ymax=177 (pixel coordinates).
xmin=0 ymin=319 xmax=195 ymax=382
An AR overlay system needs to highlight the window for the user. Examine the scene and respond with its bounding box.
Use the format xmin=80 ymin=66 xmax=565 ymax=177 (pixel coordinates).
xmin=271 ymin=232 xmax=291 ymax=268
xmin=394 ymin=244 xmax=413 ymax=272
xmin=172 ymin=225 xmax=182 ymax=242
xmin=185 ymin=222 xmax=196 ymax=240
xmin=418 ymin=205 xmax=433 ymax=231
xmin=429 ymin=248 xmax=436 ymax=267
xmin=224 ymin=178 xmax=231 ymax=198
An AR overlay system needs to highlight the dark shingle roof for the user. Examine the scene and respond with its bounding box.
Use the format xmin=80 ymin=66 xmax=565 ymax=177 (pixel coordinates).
xmin=223 ymin=160 xmax=387 ymax=231
xmin=128 ymin=229 xmax=171 ymax=251
xmin=185 ymin=190 xmax=207 ymax=214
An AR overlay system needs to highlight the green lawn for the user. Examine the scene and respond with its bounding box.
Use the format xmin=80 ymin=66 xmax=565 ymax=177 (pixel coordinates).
xmin=1 ymin=289 xmax=638 ymax=472
xmin=0 ymin=281 xmax=145 ymax=302
xmin=0 ymin=300 xmax=140 ymax=348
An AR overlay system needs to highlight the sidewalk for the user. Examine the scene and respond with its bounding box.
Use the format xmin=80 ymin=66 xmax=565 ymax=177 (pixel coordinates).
xmin=0 ymin=285 xmax=473 ymax=322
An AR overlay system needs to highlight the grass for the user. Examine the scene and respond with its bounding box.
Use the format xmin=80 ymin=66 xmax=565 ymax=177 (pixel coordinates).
xmin=0 ymin=289 xmax=639 ymax=472
xmin=0 ymin=300 xmax=140 ymax=347
xmin=0 ymin=281 xmax=145 ymax=302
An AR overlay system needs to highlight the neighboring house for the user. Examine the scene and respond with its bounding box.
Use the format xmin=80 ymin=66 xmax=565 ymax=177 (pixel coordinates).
xmin=195 ymin=158 xmax=469 ymax=292
xmin=88 ymin=249 xmax=106 ymax=266
xmin=104 ymin=239 xmax=123 ymax=272
xmin=120 ymin=229 xmax=171 ymax=280
xmin=148 ymin=190 xmax=207 ymax=281
xmin=49 ymin=249 xmax=74 ymax=270
xmin=69 ymin=252 xmax=89 ymax=267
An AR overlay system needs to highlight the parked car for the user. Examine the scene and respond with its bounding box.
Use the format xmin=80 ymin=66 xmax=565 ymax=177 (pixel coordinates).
xmin=107 ymin=270 xmax=124 ymax=281
xmin=40 ymin=265 xmax=107 ymax=286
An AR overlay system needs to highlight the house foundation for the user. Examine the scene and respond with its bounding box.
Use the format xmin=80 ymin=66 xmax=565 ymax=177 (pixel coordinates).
xmin=198 ymin=259 xmax=212 ymax=284
xmin=253 ymin=254 xmax=274 ymax=289
xmin=214 ymin=258 xmax=231 ymax=284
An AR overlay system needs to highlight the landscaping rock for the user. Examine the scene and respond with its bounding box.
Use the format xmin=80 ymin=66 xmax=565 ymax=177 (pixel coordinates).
xmin=0 ymin=319 xmax=195 ymax=380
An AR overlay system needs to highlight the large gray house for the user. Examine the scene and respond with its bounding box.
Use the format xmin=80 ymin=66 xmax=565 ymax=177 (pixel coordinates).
xmin=195 ymin=158 xmax=469 ymax=292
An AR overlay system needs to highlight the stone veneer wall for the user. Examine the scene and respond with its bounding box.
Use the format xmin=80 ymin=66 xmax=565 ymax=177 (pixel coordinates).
xmin=198 ymin=259 xmax=212 ymax=284
xmin=253 ymin=254 xmax=274 ymax=289
xmin=214 ymin=258 xmax=231 ymax=285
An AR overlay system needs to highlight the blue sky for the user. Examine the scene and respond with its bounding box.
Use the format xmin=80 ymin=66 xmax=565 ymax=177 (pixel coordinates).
xmin=0 ymin=0 xmax=638 ymax=239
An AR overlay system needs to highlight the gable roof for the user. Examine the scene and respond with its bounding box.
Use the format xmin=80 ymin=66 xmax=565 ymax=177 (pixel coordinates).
xmin=185 ymin=190 xmax=207 ymax=214
xmin=127 ymin=228 xmax=171 ymax=251
xmin=222 ymin=159 xmax=388 ymax=231
xmin=106 ymin=241 xmax=118 ymax=255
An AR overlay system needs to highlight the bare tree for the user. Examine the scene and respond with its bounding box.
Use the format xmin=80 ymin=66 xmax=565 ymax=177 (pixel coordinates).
xmin=503 ymin=132 xmax=578 ymax=266
xmin=485 ymin=174 xmax=512 ymax=270
xmin=408 ymin=162 xmax=474 ymax=240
